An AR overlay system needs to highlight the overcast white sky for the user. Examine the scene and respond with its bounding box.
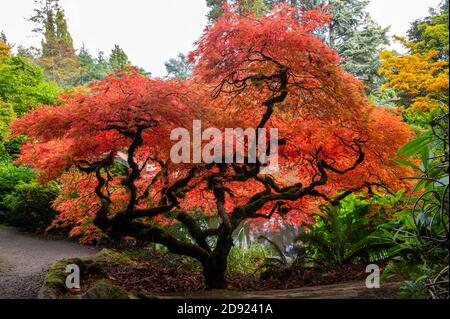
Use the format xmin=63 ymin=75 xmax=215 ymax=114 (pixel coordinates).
xmin=0 ymin=0 xmax=444 ymax=77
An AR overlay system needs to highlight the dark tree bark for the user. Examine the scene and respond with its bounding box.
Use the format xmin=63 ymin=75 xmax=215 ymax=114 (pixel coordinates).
xmin=203 ymin=242 xmax=233 ymax=289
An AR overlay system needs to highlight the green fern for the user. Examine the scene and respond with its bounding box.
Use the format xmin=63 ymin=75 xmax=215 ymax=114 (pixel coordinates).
xmin=294 ymin=194 xmax=392 ymax=267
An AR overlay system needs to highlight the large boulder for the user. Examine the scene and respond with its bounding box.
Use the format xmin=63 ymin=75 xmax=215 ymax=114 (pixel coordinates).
xmin=38 ymin=258 xmax=84 ymax=299
xmin=38 ymin=249 xmax=119 ymax=299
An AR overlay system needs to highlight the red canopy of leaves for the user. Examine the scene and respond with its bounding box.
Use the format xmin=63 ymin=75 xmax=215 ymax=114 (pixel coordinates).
xmin=13 ymin=69 xmax=204 ymax=181
xmin=12 ymin=6 xmax=414 ymax=242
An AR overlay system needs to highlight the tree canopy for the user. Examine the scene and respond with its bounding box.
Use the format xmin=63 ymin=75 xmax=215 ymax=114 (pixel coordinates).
xmin=13 ymin=5 xmax=414 ymax=289
xmin=379 ymin=1 xmax=449 ymax=122
xmin=206 ymin=0 xmax=388 ymax=93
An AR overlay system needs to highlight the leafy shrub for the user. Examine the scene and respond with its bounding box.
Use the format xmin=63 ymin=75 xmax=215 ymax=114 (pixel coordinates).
xmin=0 ymin=101 xmax=16 ymax=162
xmin=373 ymin=112 xmax=449 ymax=299
xmin=2 ymin=181 xmax=60 ymax=231
xmin=227 ymin=245 xmax=270 ymax=276
xmin=2 ymin=136 xmax=26 ymax=162
xmin=295 ymin=193 xmax=401 ymax=267
xmin=0 ymin=55 xmax=59 ymax=116
xmin=0 ymin=163 xmax=36 ymax=198
xmin=0 ymin=163 xmax=37 ymax=221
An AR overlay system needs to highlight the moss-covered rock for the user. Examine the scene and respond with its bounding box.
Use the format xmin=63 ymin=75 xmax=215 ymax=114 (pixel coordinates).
xmin=38 ymin=249 xmax=115 ymax=299
xmin=92 ymin=248 xmax=130 ymax=264
xmin=81 ymin=280 xmax=129 ymax=299
xmin=38 ymin=258 xmax=83 ymax=299
xmin=38 ymin=248 xmax=153 ymax=299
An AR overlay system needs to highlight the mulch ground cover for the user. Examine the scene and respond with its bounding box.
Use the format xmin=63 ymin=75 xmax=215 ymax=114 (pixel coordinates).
xmin=77 ymin=250 xmax=387 ymax=295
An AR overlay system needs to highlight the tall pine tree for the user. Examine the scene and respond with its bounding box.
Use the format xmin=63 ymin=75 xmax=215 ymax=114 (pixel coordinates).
xmin=164 ymin=53 xmax=193 ymax=80
xmin=109 ymin=45 xmax=131 ymax=72
xmin=30 ymin=0 xmax=79 ymax=86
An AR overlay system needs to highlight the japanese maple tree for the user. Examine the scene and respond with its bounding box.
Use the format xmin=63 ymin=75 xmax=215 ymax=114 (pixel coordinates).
xmin=13 ymin=5 xmax=413 ymax=289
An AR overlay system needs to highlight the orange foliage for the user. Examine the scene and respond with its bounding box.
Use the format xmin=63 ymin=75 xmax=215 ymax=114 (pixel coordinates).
xmin=13 ymin=6 xmax=414 ymax=242
xmin=379 ymin=50 xmax=449 ymax=112
xmin=0 ymin=40 xmax=11 ymax=58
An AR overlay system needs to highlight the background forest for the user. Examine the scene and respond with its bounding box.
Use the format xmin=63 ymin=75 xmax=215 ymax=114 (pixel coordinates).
xmin=0 ymin=0 xmax=448 ymax=299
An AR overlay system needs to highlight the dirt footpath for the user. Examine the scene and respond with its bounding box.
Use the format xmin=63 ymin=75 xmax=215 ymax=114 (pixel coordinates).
xmin=0 ymin=226 xmax=98 ymax=299
xmin=157 ymin=281 xmax=401 ymax=299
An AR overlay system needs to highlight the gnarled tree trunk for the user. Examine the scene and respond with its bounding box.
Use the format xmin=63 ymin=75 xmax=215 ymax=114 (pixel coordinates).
xmin=202 ymin=230 xmax=233 ymax=290
xmin=203 ymin=256 xmax=228 ymax=289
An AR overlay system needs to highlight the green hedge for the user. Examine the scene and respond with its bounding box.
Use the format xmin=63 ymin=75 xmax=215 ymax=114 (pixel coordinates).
xmin=2 ymin=181 xmax=60 ymax=231
xmin=0 ymin=163 xmax=36 ymax=199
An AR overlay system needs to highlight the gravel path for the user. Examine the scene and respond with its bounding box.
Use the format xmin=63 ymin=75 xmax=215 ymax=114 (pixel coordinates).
xmin=0 ymin=226 xmax=98 ymax=299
